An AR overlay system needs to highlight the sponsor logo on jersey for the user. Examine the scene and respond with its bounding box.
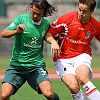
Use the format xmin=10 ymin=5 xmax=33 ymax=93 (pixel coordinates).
xmin=31 ymin=37 xmax=38 ymax=44
xmin=24 ymin=37 xmax=41 ymax=48
xmin=23 ymin=31 xmax=30 ymax=34
xmin=78 ymin=27 xmax=84 ymax=30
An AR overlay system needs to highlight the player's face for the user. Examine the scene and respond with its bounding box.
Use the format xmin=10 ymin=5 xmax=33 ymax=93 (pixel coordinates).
xmin=78 ymin=3 xmax=94 ymax=23
xmin=30 ymin=5 xmax=44 ymax=22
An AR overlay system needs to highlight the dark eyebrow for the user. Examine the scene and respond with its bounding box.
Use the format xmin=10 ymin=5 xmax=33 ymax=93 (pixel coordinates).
xmin=78 ymin=7 xmax=90 ymax=13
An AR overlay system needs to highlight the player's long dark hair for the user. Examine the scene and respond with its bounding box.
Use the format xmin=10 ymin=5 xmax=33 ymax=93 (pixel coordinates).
xmin=26 ymin=0 xmax=58 ymax=17
xmin=79 ymin=0 xmax=96 ymax=11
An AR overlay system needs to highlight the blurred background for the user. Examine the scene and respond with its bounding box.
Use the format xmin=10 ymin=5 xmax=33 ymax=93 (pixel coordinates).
xmin=0 ymin=0 xmax=100 ymax=58
xmin=0 ymin=1 xmax=100 ymax=100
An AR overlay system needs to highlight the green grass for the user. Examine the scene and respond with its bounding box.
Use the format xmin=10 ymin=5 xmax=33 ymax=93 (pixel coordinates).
xmin=92 ymin=56 xmax=100 ymax=70
xmin=0 ymin=57 xmax=55 ymax=71
xmin=0 ymin=80 xmax=100 ymax=100
xmin=0 ymin=56 xmax=100 ymax=100
xmin=0 ymin=57 xmax=10 ymax=71
xmin=0 ymin=56 xmax=100 ymax=71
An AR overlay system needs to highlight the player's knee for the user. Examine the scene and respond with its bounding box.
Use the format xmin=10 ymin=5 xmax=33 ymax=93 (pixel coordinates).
xmin=78 ymin=76 xmax=89 ymax=85
xmin=1 ymin=92 xmax=10 ymax=100
xmin=43 ymin=91 xmax=54 ymax=99
xmin=69 ymin=84 xmax=80 ymax=94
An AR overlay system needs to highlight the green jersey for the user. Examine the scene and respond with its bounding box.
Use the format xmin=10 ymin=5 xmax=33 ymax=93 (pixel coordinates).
xmin=6 ymin=13 xmax=50 ymax=67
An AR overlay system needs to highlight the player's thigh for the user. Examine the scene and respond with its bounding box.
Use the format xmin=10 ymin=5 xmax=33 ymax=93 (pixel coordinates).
xmin=54 ymin=59 xmax=76 ymax=78
xmin=54 ymin=60 xmax=79 ymax=88
xmin=76 ymin=65 xmax=91 ymax=85
xmin=1 ymin=83 xmax=15 ymax=97
xmin=75 ymin=54 xmax=92 ymax=83
xmin=62 ymin=73 xmax=79 ymax=88
xmin=27 ymin=68 xmax=50 ymax=94
xmin=39 ymin=80 xmax=53 ymax=95
xmin=62 ymin=74 xmax=80 ymax=94
xmin=2 ymin=65 xmax=26 ymax=94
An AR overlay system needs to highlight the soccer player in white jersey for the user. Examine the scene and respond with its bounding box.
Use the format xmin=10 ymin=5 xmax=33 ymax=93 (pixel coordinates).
xmin=0 ymin=0 xmax=60 ymax=100
xmin=45 ymin=0 xmax=100 ymax=100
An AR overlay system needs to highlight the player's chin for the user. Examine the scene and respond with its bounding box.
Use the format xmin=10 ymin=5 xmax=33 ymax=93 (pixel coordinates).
xmin=78 ymin=18 xmax=83 ymax=23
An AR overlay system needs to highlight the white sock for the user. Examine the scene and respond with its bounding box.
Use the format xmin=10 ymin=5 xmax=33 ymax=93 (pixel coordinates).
xmin=83 ymin=81 xmax=100 ymax=100
xmin=71 ymin=89 xmax=87 ymax=100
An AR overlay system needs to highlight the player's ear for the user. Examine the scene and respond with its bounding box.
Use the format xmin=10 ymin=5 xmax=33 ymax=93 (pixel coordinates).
xmin=91 ymin=9 xmax=95 ymax=14
xmin=30 ymin=3 xmax=33 ymax=9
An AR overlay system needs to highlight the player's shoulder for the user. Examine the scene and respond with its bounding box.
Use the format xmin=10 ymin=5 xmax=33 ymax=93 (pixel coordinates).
xmin=91 ymin=16 xmax=100 ymax=23
xmin=90 ymin=16 xmax=100 ymax=28
xmin=57 ymin=12 xmax=77 ymax=23
xmin=66 ymin=11 xmax=77 ymax=15
xmin=60 ymin=11 xmax=77 ymax=19
xmin=42 ymin=17 xmax=50 ymax=24
xmin=43 ymin=17 xmax=50 ymax=22
xmin=14 ymin=13 xmax=31 ymax=23
xmin=17 ymin=13 xmax=29 ymax=18
xmin=61 ymin=11 xmax=77 ymax=17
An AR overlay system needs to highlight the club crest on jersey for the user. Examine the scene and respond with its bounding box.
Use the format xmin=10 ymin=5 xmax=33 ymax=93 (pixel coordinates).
xmin=85 ymin=31 xmax=91 ymax=39
xmin=42 ymin=30 xmax=45 ymax=37
xmin=53 ymin=19 xmax=58 ymax=24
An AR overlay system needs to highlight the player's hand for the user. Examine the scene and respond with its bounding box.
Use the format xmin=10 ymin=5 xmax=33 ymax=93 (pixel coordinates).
xmin=51 ymin=40 xmax=61 ymax=57
xmin=16 ymin=24 xmax=26 ymax=33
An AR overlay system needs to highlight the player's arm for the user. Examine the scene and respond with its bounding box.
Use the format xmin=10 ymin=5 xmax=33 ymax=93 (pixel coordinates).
xmin=0 ymin=29 xmax=18 ymax=38
xmin=45 ymin=32 xmax=60 ymax=57
xmin=0 ymin=24 xmax=26 ymax=38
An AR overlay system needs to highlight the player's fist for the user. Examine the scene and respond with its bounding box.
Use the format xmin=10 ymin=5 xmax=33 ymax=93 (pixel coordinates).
xmin=16 ymin=24 xmax=26 ymax=33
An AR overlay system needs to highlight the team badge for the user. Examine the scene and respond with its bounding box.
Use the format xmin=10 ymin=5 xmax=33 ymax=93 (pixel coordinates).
xmin=42 ymin=30 xmax=45 ymax=37
xmin=85 ymin=31 xmax=91 ymax=39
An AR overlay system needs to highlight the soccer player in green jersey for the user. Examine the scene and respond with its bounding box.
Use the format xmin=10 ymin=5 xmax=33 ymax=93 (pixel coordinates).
xmin=0 ymin=0 xmax=60 ymax=100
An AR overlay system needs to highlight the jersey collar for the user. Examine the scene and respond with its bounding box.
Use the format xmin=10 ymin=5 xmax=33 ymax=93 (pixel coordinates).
xmin=32 ymin=18 xmax=42 ymax=25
